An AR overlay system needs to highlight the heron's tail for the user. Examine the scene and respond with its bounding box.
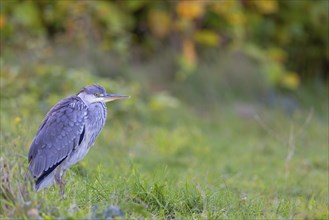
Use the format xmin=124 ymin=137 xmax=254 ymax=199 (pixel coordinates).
xmin=34 ymin=171 xmax=56 ymax=191
xmin=29 ymin=156 xmax=67 ymax=191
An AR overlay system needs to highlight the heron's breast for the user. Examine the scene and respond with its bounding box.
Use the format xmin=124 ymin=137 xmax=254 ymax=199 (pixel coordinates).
xmin=85 ymin=103 xmax=107 ymax=145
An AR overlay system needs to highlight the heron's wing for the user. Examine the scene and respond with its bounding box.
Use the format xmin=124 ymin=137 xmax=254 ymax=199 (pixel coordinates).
xmin=28 ymin=96 xmax=88 ymax=179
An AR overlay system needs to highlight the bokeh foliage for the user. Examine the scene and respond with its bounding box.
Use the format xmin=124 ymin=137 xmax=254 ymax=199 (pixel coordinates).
xmin=1 ymin=0 xmax=328 ymax=88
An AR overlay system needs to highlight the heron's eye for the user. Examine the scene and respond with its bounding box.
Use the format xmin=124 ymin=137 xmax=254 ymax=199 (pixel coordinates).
xmin=94 ymin=93 xmax=102 ymax=97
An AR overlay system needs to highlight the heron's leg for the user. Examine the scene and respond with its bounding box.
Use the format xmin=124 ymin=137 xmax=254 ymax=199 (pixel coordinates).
xmin=55 ymin=167 xmax=66 ymax=198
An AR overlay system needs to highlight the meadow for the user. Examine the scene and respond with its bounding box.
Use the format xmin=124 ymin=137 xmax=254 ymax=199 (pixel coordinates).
xmin=1 ymin=62 xmax=328 ymax=219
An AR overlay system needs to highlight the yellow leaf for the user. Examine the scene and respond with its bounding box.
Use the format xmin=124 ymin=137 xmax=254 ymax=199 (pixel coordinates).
xmin=252 ymin=0 xmax=278 ymax=14
xmin=280 ymin=72 xmax=300 ymax=90
xmin=14 ymin=116 xmax=21 ymax=125
xmin=194 ymin=30 xmax=220 ymax=46
xmin=227 ymin=12 xmax=245 ymax=26
xmin=212 ymin=1 xmax=236 ymax=15
xmin=176 ymin=1 xmax=205 ymax=20
xmin=148 ymin=10 xmax=171 ymax=38
xmin=0 ymin=14 xmax=5 ymax=29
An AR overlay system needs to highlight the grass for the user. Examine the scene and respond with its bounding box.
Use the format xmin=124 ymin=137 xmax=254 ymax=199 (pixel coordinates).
xmin=0 ymin=66 xmax=328 ymax=219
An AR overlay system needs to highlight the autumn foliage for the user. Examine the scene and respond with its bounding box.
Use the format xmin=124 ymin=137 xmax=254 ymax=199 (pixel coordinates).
xmin=1 ymin=0 xmax=328 ymax=87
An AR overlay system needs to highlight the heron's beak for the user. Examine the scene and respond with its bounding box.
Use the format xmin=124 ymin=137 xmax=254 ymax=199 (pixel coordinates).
xmin=103 ymin=94 xmax=130 ymax=102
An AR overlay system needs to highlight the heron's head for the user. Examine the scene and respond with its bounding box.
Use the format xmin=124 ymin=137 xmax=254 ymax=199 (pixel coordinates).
xmin=77 ymin=85 xmax=129 ymax=104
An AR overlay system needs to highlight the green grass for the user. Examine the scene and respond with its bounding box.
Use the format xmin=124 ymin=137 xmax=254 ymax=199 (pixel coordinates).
xmin=1 ymin=67 xmax=328 ymax=219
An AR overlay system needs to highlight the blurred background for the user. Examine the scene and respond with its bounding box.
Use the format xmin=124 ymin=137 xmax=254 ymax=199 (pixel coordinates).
xmin=0 ymin=0 xmax=328 ymax=218
xmin=1 ymin=0 xmax=328 ymax=106
xmin=1 ymin=0 xmax=328 ymax=120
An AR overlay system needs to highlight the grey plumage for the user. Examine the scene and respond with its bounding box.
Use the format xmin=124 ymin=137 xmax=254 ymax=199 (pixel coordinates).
xmin=28 ymin=85 xmax=128 ymax=194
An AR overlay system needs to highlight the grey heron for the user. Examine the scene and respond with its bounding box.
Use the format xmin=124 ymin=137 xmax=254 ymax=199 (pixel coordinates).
xmin=27 ymin=85 xmax=129 ymax=195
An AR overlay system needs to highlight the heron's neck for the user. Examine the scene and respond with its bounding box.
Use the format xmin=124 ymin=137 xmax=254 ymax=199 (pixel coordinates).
xmin=77 ymin=93 xmax=98 ymax=105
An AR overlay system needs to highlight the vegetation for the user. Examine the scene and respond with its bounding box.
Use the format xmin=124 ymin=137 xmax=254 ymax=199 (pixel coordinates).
xmin=1 ymin=0 xmax=328 ymax=85
xmin=1 ymin=0 xmax=328 ymax=219
xmin=1 ymin=63 xmax=328 ymax=219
